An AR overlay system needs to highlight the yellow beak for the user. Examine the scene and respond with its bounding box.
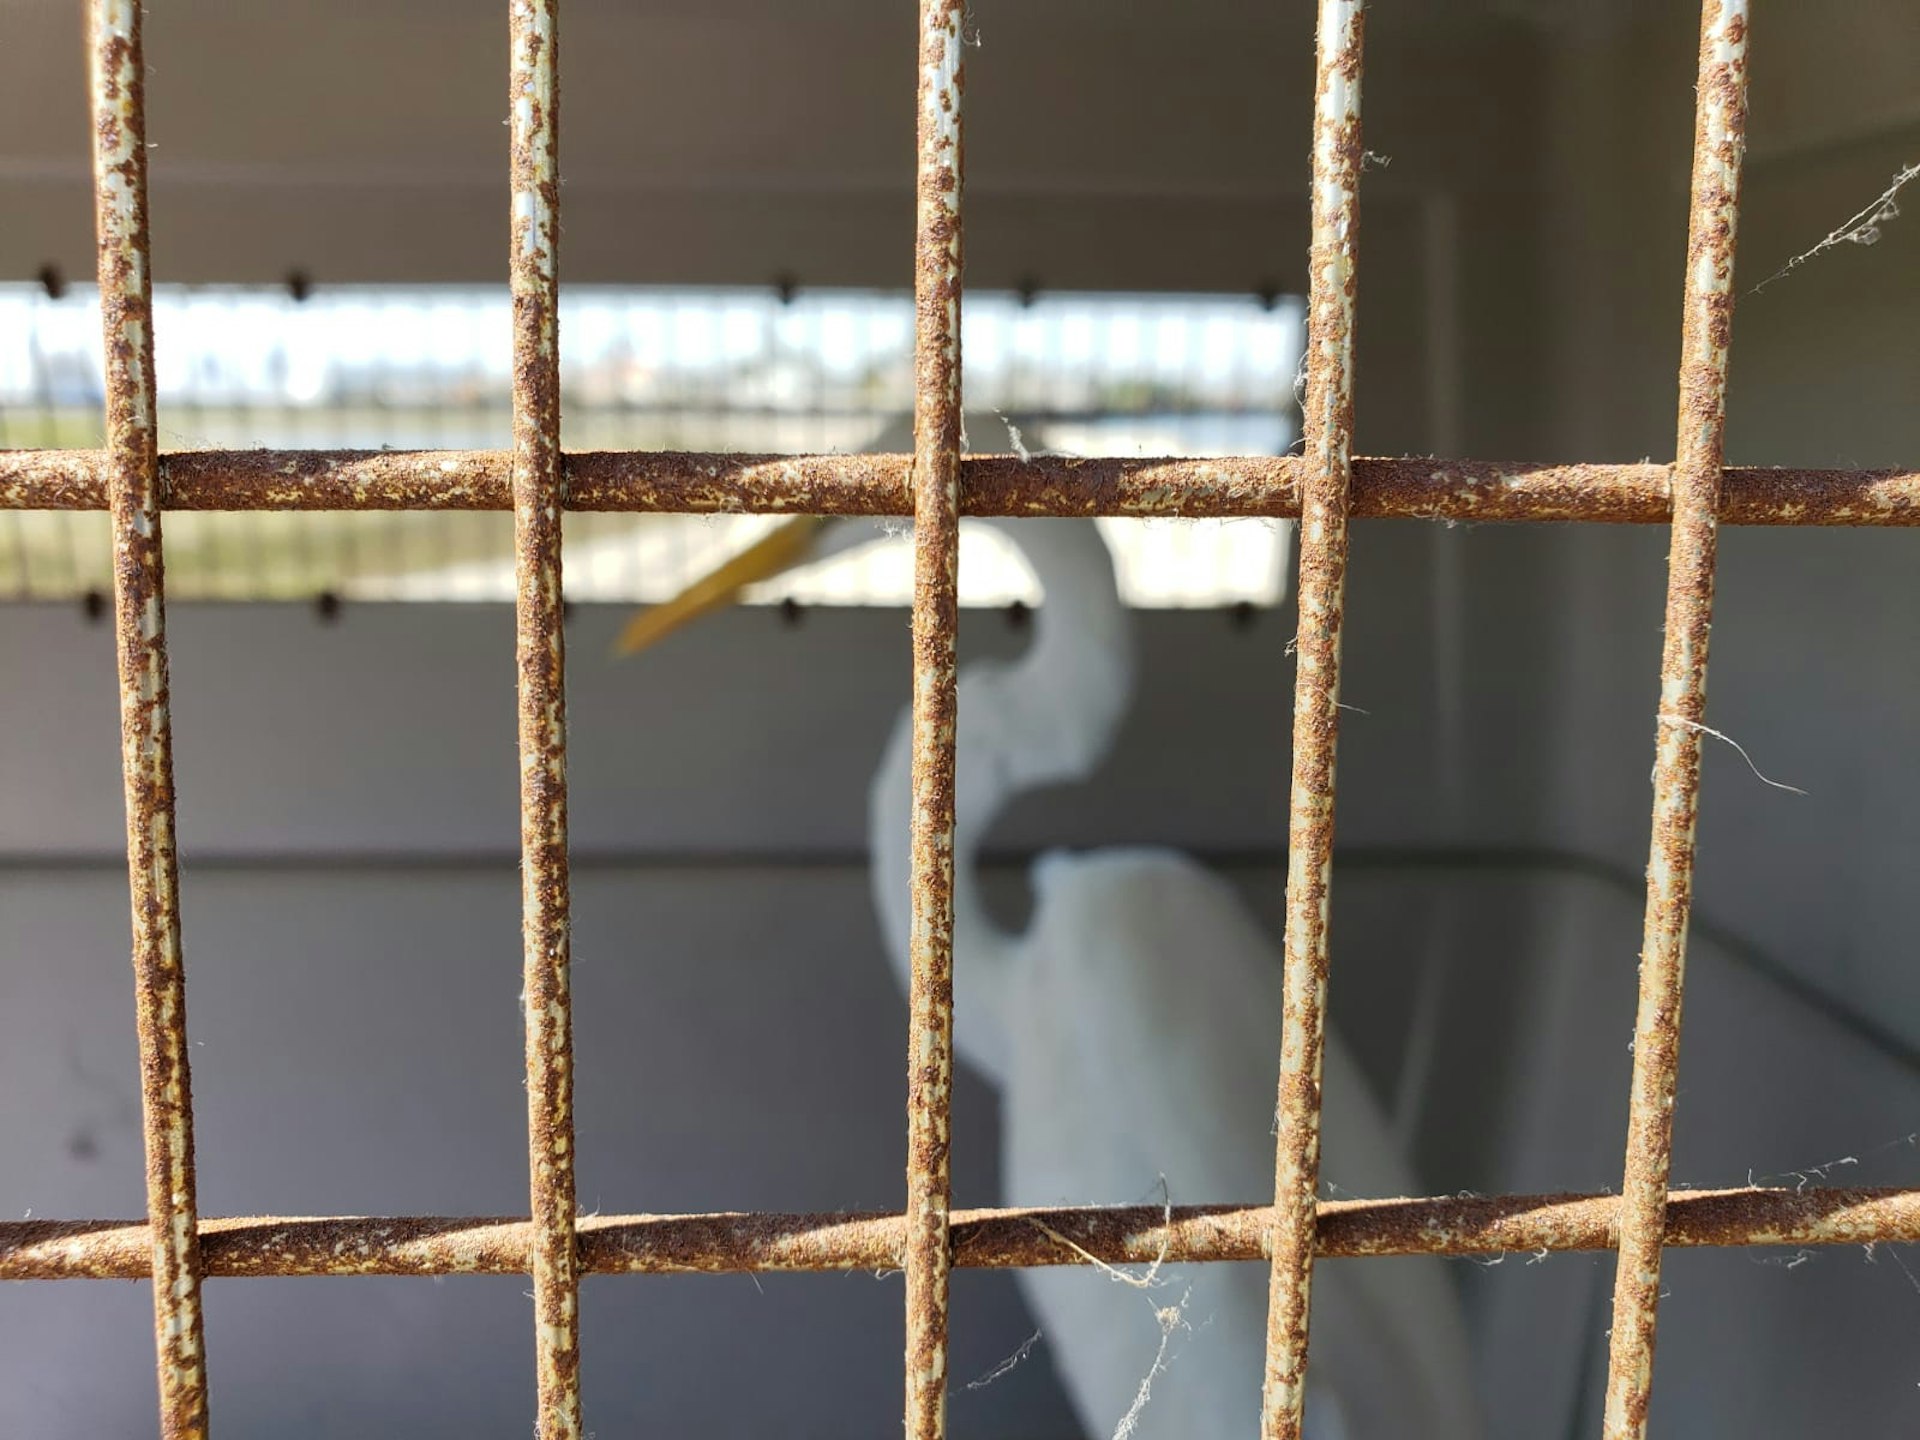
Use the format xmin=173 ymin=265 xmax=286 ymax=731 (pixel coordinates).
xmin=612 ymin=515 xmax=829 ymax=656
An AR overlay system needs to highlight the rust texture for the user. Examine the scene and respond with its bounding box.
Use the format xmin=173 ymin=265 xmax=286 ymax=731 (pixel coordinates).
xmin=10 ymin=1186 xmax=1920 ymax=1280
xmin=508 ymin=4 xmax=581 ymax=1438
xmin=903 ymin=4 xmax=965 ymax=1436
xmin=86 ymin=3 xmax=211 ymax=1436
xmin=1603 ymin=6 xmax=1751 ymax=1439
xmin=1264 ymin=4 xmax=1364 ymax=1437
xmin=8 ymin=448 xmax=1920 ymax=525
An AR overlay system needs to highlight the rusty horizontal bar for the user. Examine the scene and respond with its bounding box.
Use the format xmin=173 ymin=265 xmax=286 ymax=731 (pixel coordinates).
xmin=4 ymin=1187 xmax=1916 ymax=1281
xmin=5 ymin=449 xmax=1920 ymax=525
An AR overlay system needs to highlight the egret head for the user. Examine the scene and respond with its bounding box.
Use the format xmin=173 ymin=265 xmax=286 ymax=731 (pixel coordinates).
xmin=611 ymin=514 xmax=887 ymax=657
xmin=609 ymin=494 xmax=1134 ymax=1094
xmin=615 ymin=412 xmax=1033 ymax=658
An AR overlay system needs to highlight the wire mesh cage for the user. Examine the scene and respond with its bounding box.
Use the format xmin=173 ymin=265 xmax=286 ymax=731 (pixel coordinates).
xmin=6 ymin=3 xmax=1920 ymax=1439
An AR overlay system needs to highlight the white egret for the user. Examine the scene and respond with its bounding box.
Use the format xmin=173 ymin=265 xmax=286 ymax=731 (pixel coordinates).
xmin=616 ymin=433 xmax=1482 ymax=1440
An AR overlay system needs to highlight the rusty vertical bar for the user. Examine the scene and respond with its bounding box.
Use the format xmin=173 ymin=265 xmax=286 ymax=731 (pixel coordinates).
xmin=508 ymin=3 xmax=580 ymax=1436
xmin=1262 ymin=3 xmax=1365 ymax=1437
xmin=87 ymin=3 xmax=211 ymax=1436
xmin=1601 ymin=5 xmax=1751 ymax=1438
xmin=903 ymin=2 xmax=964 ymax=1437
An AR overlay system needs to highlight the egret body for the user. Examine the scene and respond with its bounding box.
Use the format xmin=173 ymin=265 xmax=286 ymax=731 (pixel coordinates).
xmin=618 ymin=486 xmax=1481 ymax=1439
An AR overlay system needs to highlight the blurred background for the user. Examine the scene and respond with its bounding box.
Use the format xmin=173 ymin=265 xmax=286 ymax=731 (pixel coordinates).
xmin=4 ymin=1 xmax=1920 ymax=1436
xmin=0 ymin=282 xmax=1301 ymax=607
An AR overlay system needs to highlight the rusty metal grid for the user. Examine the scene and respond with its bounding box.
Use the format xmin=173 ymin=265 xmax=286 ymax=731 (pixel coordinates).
xmin=0 ymin=1 xmax=1909 ymax=1438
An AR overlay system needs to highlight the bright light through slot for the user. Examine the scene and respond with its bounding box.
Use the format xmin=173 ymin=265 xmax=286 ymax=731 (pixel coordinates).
xmin=0 ymin=284 xmax=1303 ymax=609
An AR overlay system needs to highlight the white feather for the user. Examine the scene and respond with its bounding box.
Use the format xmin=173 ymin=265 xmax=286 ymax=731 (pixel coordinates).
xmin=862 ymin=514 xmax=1484 ymax=1437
